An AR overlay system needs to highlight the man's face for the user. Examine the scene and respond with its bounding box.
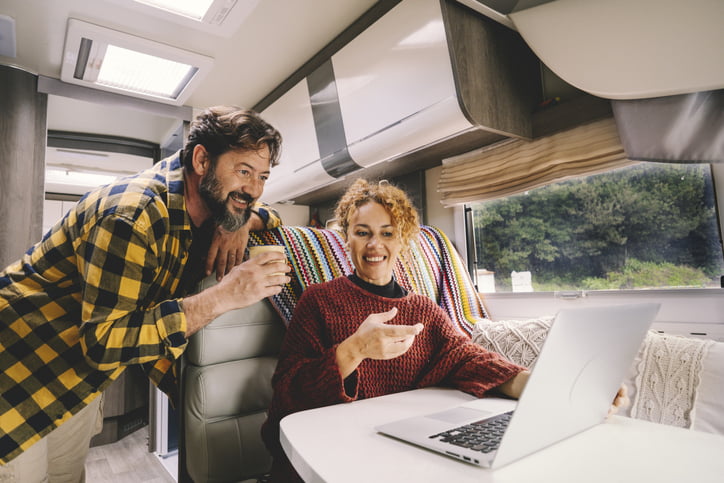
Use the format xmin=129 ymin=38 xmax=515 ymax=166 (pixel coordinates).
xmin=198 ymin=145 xmax=271 ymax=231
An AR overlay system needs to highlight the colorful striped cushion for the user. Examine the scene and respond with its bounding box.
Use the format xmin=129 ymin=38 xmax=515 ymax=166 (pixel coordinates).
xmin=249 ymin=226 xmax=488 ymax=335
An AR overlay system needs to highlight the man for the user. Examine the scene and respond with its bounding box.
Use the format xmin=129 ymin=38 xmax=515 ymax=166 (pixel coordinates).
xmin=0 ymin=106 xmax=290 ymax=481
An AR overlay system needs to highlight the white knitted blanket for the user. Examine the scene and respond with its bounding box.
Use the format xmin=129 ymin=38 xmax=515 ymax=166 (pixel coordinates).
xmin=631 ymin=332 xmax=713 ymax=428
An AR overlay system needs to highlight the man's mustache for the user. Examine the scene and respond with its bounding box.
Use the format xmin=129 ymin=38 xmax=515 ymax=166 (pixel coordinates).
xmin=230 ymin=191 xmax=254 ymax=204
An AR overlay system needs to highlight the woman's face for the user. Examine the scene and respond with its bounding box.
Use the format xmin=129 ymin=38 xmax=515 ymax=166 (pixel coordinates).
xmin=346 ymin=201 xmax=402 ymax=286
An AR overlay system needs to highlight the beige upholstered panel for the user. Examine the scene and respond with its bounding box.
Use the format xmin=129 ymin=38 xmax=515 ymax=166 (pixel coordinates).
xmin=184 ymin=355 xmax=279 ymax=482
xmin=182 ymin=275 xmax=286 ymax=482
xmin=185 ymin=300 xmax=285 ymax=366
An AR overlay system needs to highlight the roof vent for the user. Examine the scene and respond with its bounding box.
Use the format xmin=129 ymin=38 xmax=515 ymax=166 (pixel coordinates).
xmin=60 ymin=19 xmax=212 ymax=106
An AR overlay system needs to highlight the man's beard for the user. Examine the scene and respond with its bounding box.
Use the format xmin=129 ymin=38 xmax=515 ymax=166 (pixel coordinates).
xmin=199 ymin=168 xmax=253 ymax=232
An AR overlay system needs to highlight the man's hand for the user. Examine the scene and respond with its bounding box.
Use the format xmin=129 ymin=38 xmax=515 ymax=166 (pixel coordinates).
xmin=336 ymin=308 xmax=424 ymax=379
xmin=184 ymin=249 xmax=291 ymax=336
xmin=206 ymin=225 xmax=249 ymax=280
xmin=206 ymin=212 xmax=267 ymax=281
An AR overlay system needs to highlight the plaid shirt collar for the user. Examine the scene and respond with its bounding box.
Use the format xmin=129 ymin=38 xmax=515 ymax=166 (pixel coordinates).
xmin=163 ymin=152 xmax=191 ymax=234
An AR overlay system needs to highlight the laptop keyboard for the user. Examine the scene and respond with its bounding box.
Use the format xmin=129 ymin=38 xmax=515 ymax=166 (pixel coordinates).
xmin=429 ymin=410 xmax=514 ymax=454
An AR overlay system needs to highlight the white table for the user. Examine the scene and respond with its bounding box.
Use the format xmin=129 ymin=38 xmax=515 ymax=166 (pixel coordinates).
xmin=280 ymin=387 xmax=724 ymax=483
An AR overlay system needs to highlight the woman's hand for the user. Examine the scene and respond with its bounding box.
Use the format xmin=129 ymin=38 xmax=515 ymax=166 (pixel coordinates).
xmin=335 ymin=307 xmax=424 ymax=379
xmin=608 ymin=383 xmax=630 ymax=417
xmin=495 ymin=370 xmax=530 ymax=399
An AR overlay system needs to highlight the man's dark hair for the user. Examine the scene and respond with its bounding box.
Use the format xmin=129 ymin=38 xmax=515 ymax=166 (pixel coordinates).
xmin=181 ymin=106 xmax=282 ymax=170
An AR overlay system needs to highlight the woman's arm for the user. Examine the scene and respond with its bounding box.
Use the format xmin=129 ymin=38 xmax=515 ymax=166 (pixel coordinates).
xmin=414 ymin=301 xmax=527 ymax=397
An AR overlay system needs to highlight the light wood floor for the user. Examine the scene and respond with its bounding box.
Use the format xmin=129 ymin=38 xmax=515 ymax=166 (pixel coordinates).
xmin=85 ymin=426 xmax=176 ymax=483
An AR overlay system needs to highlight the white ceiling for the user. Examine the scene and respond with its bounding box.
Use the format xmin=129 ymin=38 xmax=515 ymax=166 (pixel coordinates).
xmin=1 ymin=0 xmax=378 ymax=144
xmin=2 ymin=0 xmax=722 ymax=152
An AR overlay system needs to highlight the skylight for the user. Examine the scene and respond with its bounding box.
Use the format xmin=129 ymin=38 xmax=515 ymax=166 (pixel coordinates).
xmin=104 ymin=0 xmax=257 ymax=37
xmin=96 ymin=45 xmax=197 ymax=99
xmin=132 ymin=0 xmax=239 ymax=25
xmin=60 ymin=19 xmax=213 ymax=105
xmin=133 ymin=0 xmax=215 ymax=21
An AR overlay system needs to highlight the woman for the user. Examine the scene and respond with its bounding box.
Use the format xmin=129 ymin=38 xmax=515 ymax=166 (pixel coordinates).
xmin=260 ymin=179 xmax=532 ymax=481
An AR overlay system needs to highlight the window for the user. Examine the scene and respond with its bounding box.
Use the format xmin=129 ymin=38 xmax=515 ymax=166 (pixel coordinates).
xmin=470 ymin=163 xmax=724 ymax=292
xmin=46 ymin=131 xmax=159 ymax=197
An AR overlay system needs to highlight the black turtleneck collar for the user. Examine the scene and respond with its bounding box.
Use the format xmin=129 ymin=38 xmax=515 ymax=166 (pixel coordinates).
xmin=348 ymin=272 xmax=407 ymax=299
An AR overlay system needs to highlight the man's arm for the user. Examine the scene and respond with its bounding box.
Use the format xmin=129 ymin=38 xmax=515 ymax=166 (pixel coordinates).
xmin=184 ymin=248 xmax=290 ymax=336
xmin=78 ymin=213 xmax=189 ymax=370
xmin=79 ymin=209 xmax=290 ymax=370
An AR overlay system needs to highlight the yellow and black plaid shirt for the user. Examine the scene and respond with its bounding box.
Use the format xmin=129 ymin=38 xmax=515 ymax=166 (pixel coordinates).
xmin=0 ymin=153 xmax=280 ymax=464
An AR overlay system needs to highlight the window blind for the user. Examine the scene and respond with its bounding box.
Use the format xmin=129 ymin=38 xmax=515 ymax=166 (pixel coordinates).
xmin=437 ymin=117 xmax=635 ymax=207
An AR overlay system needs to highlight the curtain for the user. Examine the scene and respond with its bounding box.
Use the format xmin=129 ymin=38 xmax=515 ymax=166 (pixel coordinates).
xmin=612 ymin=89 xmax=724 ymax=164
xmin=437 ymin=117 xmax=635 ymax=207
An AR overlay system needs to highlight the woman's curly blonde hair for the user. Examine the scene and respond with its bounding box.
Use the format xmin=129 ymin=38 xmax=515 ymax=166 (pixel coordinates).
xmin=334 ymin=179 xmax=420 ymax=251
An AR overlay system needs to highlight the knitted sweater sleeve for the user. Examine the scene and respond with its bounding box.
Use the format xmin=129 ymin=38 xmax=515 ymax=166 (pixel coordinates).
xmin=412 ymin=298 xmax=525 ymax=398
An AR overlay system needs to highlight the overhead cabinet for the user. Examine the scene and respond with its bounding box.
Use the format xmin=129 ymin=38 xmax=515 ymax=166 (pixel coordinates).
xmin=260 ymin=0 xmax=539 ymax=203
xmin=259 ymin=79 xmax=333 ymax=202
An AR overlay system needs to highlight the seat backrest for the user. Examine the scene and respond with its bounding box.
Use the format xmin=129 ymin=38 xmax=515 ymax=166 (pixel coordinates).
xmin=181 ymin=287 xmax=285 ymax=483
xmin=180 ymin=225 xmax=486 ymax=481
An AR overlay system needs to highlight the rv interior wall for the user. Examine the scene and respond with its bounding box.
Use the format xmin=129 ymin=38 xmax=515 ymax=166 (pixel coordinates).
xmin=272 ymin=204 xmax=312 ymax=227
xmin=425 ymin=166 xmax=457 ymax=245
xmin=0 ymin=65 xmax=46 ymax=268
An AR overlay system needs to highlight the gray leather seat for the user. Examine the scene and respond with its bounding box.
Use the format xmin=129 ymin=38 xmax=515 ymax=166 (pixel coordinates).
xmin=181 ymin=275 xmax=285 ymax=483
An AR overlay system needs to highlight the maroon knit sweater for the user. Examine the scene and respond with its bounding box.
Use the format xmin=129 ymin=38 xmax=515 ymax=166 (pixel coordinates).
xmin=261 ymin=276 xmax=524 ymax=481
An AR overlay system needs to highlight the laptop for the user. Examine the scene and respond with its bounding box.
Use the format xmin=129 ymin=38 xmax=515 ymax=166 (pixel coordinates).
xmin=376 ymin=303 xmax=660 ymax=469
